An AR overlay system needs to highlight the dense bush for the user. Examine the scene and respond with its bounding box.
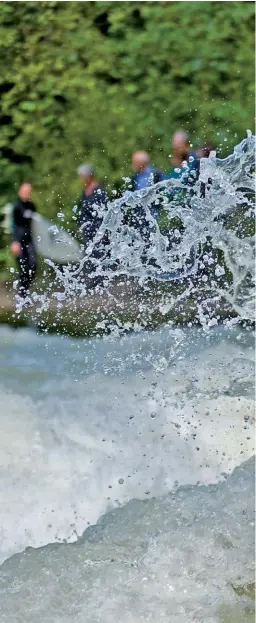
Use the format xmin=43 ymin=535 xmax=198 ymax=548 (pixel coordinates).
xmin=0 ymin=1 xmax=254 ymax=276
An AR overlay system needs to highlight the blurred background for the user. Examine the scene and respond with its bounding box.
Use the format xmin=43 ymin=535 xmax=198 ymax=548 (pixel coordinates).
xmin=0 ymin=1 xmax=254 ymax=279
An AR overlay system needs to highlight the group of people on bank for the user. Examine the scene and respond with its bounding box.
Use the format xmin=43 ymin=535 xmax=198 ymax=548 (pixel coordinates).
xmin=9 ymin=130 xmax=213 ymax=296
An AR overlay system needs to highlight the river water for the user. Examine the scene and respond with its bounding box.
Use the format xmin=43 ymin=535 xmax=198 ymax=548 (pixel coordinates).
xmin=0 ymin=323 xmax=255 ymax=621
xmin=0 ymin=136 xmax=255 ymax=621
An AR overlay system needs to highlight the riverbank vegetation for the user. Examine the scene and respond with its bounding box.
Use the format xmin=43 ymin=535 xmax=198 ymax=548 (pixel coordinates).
xmin=0 ymin=1 xmax=254 ymax=280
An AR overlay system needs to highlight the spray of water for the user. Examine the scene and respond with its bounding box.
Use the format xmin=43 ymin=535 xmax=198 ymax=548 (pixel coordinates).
xmin=14 ymin=133 xmax=255 ymax=332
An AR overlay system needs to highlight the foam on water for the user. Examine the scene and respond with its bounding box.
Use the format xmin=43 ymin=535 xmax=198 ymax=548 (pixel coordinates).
xmin=0 ymin=454 xmax=254 ymax=622
xmin=0 ymin=326 xmax=254 ymax=566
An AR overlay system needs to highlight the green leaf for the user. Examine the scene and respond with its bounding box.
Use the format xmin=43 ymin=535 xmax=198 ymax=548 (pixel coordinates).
xmin=20 ymin=101 xmax=37 ymax=112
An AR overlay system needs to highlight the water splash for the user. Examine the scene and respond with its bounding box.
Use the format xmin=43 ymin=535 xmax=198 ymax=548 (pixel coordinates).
xmin=15 ymin=134 xmax=255 ymax=330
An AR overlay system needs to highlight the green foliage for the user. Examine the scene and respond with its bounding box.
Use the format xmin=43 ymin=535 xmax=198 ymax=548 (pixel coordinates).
xmin=0 ymin=0 xmax=254 ymax=272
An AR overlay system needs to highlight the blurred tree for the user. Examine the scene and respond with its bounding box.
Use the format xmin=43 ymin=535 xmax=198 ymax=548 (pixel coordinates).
xmin=0 ymin=1 xmax=254 ymax=230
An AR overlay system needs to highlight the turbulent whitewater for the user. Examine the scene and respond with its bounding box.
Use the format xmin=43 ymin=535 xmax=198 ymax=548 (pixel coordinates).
xmin=0 ymin=323 xmax=255 ymax=622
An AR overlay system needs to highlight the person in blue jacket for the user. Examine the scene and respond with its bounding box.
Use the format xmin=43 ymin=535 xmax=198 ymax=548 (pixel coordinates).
xmin=129 ymin=151 xmax=166 ymax=233
xmin=131 ymin=151 xmax=165 ymax=192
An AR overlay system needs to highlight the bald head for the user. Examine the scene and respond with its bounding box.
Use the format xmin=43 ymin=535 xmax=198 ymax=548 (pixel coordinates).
xmin=171 ymin=131 xmax=190 ymax=160
xmin=18 ymin=183 xmax=32 ymax=201
xmin=132 ymin=151 xmax=150 ymax=172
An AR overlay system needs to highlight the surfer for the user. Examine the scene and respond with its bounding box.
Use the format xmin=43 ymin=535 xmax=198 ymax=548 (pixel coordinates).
xmin=10 ymin=183 xmax=37 ymax=297
xmin=77 ymin=164 xmax=109 ymax=287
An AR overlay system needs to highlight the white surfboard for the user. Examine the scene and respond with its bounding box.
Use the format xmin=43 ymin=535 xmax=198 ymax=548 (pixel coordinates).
xmin=1 ymin=203 xmax=13 ymax=234
xmin=31 ymin=214 xmax=82 ymax=264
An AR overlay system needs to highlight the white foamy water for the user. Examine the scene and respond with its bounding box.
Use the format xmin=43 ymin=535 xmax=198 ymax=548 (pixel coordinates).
xmin=1 ymin=458 xmax=254 ymax=623
xmin=0 ymin=323 xmax=254 ymax=623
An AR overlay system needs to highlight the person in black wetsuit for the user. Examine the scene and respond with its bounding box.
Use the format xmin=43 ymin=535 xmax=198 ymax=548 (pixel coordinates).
xmin=77 ymin=164 xmax=109 ymax=287
xmin=10 ymin=183 xmax=37 ymax=297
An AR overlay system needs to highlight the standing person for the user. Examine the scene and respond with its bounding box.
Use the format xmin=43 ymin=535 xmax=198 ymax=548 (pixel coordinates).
xmin=131 ymin=151 xmax=165 ymax=192
xmin=77 ymin=164 xmax=109 ymax=286
xmin=157 ymin=132 xmax=200 ymax=261
xmin=129 ymin=150 xmax=166 ymax=230
xmin=169 ymin=130 xmax=200 ymax=185
xmin=10 ymin=183 xmax=37 ymax=297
